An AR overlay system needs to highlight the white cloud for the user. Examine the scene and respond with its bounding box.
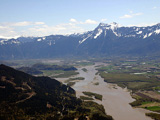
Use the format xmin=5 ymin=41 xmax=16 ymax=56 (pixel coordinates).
xmin=35 ymin=22 xmax=45 ymax=25
xmin=0 ymin=19 xmax=99 ymax=38
xmin=1 ymin=21 xmax=45 ymax=27
xmin=120 ymin=12 xmax=143 ymax=19
xmin=120 ymin=14 xmax=132 ymax=19
xmin=25 ymin=22 xmax=85 ymax=36
xmin=0 ymin=26 xmax=8 ymax=29
xmin=0 ymin=21 xmax=46 ymax=38
xmin=152 ymin=6 xmax=157 ymax=9
xmin=101 ymin=19 xmax=107 ymax=22
xmin=0 ymin=25 xmax=18 ymax=38
xmin=70 ymin=18 xmax=77 ymax=23
xmin=84 ymin=19 xmax=98 ymax=24
xmin=69 ymin=18 xmax=98 ymax=25
xmin=12 ymin=21 xmax=32 ymax=26
xmin=133 ymin=13 xmax=143 ymax=16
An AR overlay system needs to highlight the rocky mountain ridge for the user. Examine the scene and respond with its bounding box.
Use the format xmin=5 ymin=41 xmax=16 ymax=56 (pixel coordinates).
xmin=0 ymin=22 xmax=160 ymax=59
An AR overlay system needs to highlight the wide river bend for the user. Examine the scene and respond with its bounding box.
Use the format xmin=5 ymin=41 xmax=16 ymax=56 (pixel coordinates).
xmin=57 ymin=63 xmax=153 ymax=120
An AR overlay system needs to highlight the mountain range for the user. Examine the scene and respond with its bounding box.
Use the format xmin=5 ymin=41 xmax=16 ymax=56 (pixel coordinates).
xmin=0 ymin=22 xmax=160 ymax=60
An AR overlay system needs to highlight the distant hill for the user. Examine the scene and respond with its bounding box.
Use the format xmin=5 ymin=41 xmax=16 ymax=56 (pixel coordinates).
xmin=0 ymin=64 xmax=113 ymax=120
xmin=1 ymin=22 xmax=160 ymax=59
xmin=17 ymin=63 xmax=77 ymax=75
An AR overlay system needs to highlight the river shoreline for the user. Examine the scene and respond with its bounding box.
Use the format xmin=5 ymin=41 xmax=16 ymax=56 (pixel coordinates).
xmin=57 ymin=63 xmax=153 ymax=120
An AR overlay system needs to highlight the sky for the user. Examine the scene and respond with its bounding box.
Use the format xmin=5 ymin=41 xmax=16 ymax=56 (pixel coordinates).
xmin=0 ymin=0 xmax=160 ymax=38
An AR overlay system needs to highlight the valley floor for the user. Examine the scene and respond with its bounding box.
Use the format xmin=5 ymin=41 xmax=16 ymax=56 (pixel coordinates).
xmin=57 ymin=63 xmax=153 ymax=120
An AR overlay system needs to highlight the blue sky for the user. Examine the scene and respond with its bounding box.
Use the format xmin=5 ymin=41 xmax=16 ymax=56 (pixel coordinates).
xmin=0 ymin=0 xmax=159 ymax=38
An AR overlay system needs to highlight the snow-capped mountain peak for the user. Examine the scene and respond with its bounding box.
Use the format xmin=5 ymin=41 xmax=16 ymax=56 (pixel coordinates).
xmin=109 ymin=22 xmax=121 ymax=30
xmin=78 ymin=22 xmax=160 ymax=44
xmin=98 ymin=22 xmax=121 ymax=30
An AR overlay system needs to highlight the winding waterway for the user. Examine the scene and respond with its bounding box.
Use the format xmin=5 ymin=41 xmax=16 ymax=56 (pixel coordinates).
xmin=57 ymin=63 xmax=153 ymax=120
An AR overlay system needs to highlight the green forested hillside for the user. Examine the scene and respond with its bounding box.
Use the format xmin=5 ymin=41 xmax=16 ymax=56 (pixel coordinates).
xmin=0 ymin=64 xmax=113 ymax=120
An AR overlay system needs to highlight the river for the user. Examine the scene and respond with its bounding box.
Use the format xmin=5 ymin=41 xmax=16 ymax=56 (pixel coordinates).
xmin=57 ymin=62 xmax=153 ymax=120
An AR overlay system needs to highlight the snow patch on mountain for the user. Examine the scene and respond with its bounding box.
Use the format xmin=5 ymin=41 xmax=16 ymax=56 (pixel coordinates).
xmin=110 ymin=22 xmax=120 ymax=30
xmin=148 ymin=33 xmax=152 ymax=37
xmin=94 ymin=29 xmax=103 ymax=39
xmin=42 ymin=37 xmax=46 ymax=40
xmin=143 ymin=31 xmax=157 ymax=39
xmin=137 ymin=31 xmax=142 ymax=34
xmin=0 ymin=39 xmax=20 ymax=45
xmin=37 ymin=37 xmax=46 ymax=42
xmin=135 ymin=28 xmax=140 ymax=31
xmin=0 ymin=39 xmax=8 ymax=45
xmin=12 ymin=40 xmax=20 ymax=44
xmin=37 ymin=38 xmax=42 ymax=41
xmin=79 ymin=34 xmax=92 ymax=44
xmin=99 ymin=22 xmax=122 ymax=37
xmin=99 ymin=22 xmax=121 ymax=30
xmin=143 ymin=34 xmax=148 ymax=39
xmin=155 ymin=29 xmax=160 ymax=34
xmin=113 ymin=30 xmax=120 ymax=36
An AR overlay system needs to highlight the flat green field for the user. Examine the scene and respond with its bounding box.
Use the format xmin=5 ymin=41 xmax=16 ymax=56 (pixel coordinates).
xmin=75 ymin=62 xmax=95 ymax=66
xmin=146 ymin=106 xmax=160 ymax=112
xmin=99 ymin=72 xmax=160 ymax=91
xmin=42 ymin=70 xmax=64 ymax=76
